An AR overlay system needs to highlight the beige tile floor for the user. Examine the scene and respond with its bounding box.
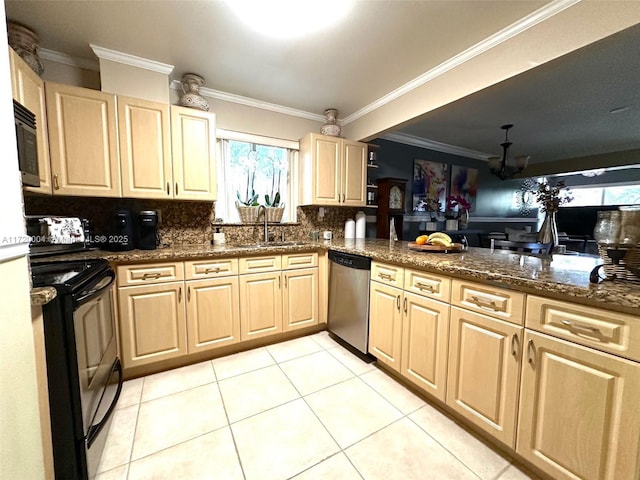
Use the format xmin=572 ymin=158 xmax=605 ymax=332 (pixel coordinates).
xmin=96 ymin=332 xmax=540 ymax=480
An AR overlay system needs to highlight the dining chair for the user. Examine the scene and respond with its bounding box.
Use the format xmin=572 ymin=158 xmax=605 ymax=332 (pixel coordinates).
xmin=492 ymin=240 xmax=553 ymax=255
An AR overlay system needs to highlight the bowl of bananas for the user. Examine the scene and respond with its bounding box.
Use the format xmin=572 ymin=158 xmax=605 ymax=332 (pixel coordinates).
xmin=409 ymin=232 xmax=465 ymax=253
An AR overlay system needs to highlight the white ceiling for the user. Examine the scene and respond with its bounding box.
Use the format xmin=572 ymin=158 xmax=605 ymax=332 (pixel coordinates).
xmin=4 ymin=0 xmax=639 ymax=165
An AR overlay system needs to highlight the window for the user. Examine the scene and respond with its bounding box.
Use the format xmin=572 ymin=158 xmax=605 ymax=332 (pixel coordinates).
xmin=562 ymin=183 xmax=640 ymax=207
xmin=216 ymin=137 xmax=297 ymax=223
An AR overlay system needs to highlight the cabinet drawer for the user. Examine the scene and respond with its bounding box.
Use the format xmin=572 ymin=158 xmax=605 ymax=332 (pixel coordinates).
xmin=526 ymin=295 xmax=640 ymax=362
xmin=282 ymin=252 xmax=318 ymax=270
xmin=451 ymin=279 xmax=524 ymax=325
xmin=371 ymin=261 xmax=404 ymax=287
xmin=404 ymin=268 xmax=451 ymax=302
xmin=117 ymin=262 xmax=184 ymax=287
xmin=185 ymin=258 xmax=238 ymax=279
xmin=239 ymin=255 xmax=281 ymax=274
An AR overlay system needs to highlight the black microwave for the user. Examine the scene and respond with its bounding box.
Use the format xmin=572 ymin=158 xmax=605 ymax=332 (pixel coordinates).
xmin=14 ymin=100 xmax=39 ymax=187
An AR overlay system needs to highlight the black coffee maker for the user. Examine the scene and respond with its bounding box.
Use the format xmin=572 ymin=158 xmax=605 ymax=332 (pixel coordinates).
xmin=110 ymin=209 xmax=135 ymax=251
xmin=137 ymin=210 xmax=159 ymax=250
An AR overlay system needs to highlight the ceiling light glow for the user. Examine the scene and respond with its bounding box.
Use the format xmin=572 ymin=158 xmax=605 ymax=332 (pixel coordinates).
xmin=226 ymin=0 xmax=354 ymax=39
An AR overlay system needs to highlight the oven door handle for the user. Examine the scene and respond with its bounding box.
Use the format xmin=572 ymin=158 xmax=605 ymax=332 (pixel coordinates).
xmin=74 ymin=270 xmax=116 ymax=306
xmin=86 ymin=358 xmax=123 ymax=448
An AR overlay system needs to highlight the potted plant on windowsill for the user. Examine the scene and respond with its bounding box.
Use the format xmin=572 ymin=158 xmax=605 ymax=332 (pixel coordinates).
xmin=236 ymin=170 xmax=260 ymax=223
xmin=261 ymin=157 xmax=285 ymax=223
xmin=263 ymin=191 xmax=285 ymax=223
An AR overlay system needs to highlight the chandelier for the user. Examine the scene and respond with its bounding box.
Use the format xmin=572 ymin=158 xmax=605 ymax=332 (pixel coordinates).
xmin=487 ymin=124 xmax=530 ymax=180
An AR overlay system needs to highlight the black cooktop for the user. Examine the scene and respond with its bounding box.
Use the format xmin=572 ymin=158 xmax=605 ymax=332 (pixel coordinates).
xmin=31 ymin=259 xmax=110 ymax=292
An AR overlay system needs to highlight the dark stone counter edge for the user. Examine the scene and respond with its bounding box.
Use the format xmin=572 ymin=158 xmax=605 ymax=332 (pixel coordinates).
xmin=31 ymin=286 xmax=57 ymax=306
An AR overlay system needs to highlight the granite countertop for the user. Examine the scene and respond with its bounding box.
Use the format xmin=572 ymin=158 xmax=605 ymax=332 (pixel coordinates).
xmin=31 ymin=239 xmax=640 ymax=314
xmin=31 ymin=286 xmax=57 ymax=306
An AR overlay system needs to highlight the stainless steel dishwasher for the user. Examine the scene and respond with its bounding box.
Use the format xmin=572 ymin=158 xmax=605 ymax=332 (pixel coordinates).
xmin=327 ymin=250 xmax=371 ymax=354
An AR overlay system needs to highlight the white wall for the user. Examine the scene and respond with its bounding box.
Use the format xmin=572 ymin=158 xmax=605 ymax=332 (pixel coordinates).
xmin=0 ymin=0 xmax=47 ymax=476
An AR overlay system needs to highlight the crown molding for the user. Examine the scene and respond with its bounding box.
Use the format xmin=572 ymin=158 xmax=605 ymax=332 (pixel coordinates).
xmin=381 ymin=132 xmax=492 ymax=161
xmin=341 ymin=0 xmax=581 ymax=125
xmin=169 ymin=80 xmax=326 ymax=122
xmin=89 ymin=44 xmax=174 ymax=74
xmin=39 ymin=48 xmax=99 ymax=71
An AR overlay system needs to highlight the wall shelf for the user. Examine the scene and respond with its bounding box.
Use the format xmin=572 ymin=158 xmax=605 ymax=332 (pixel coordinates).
xmin=367 ymin=163 xmax=379 ymax=168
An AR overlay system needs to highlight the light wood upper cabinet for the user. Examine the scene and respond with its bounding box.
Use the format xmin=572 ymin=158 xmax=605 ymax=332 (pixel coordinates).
xmin=446 ymin=306 xmax=522 ymax=447
xmin=170 ymin=106 xmax=217 ymax=201
xmin=239 ymin=271 xmax=283 ymax=341
xmin=46 ymin=82 xmax=121 ymax=197
xmin=186 ymin=277 xmax=240 ymax=354
xmin=118 ymin=96 xmax=172 ymax=199
xmin=118 ymin=281 xmax=187 ymax=368
xmin=283 ymin=267 xmax=318 ymax=331
xmin=9 ymin=48 xmax=52 ymax=194
xmin=401 ymin=292 xmax=449 ymax=402
xmin=341 ymin=139 xmax=367 ymax=206
xmin=369 ymin=280 xmax=403 ymax=372
xmin=517 ymin=330 xmax=640 ymax=480
xmin=298 ymin=133 xmax=366 ymax=206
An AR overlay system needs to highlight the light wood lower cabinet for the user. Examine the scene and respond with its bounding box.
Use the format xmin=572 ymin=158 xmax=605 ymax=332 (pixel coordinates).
xmin=239 ymin=271 xmax=283 ymax=341
xmin=186 ymin=277 xmax=240 ymax=353
xmin=446 ymin=306 xmax=523 ymax=447
xmin=401 ymin=291 xmax=449 ymax=402
xmin=517 ymin=330 xmax=640 ymax=480
xmin=283 ymin=267 xmax=318 ymax=331
xmin=369 ymin=280 xmax=403 ymax=372
xmin=118 ymin=281 xmax=187 ymax=368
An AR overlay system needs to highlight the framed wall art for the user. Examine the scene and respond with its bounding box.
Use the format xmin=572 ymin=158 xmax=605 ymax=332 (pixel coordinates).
xmin=412 ymin=159 xmax=448 ymax=213
xmin=450 ymin=165 xmax=479 ymax=212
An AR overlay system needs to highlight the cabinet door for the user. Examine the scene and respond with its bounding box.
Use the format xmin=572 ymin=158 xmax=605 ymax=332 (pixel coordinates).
xmin=9 ymin=49 xmax=52 ymax=194
xmin=239 ymin=272 xmax=282 ymax=341
xmin=118 ymin=96 xmax=172 ymax=199
xmin=283 ymin=268 xmax=318 ymax=331
xmin=446 ymin=306 xmax=522 ymax=447
xmin=368 ymin=281 xmax=403 ymax=372
xmin=311 ymin=134 xmax=341 ymax=205
xmin=46 ymin=82 xmax=121 ymax=197
xmin=186 ymin=277 xmax=240 ymax=354
xmin=341 ymin=139 xmax=366 ymax=206
xmin=118 ymin=282 xmax=187 ymax=368
xmin=401 ymin=292 xmax=449 ymax=402
xmin=517 ymin=330 xmax=640 ymax=480
xmin=170 ymin=106 xmax=217 ymax=201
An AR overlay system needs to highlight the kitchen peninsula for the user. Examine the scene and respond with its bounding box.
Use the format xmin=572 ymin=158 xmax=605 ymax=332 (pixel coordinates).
xmin=34 ymin=239 xmax=639 ymax=313
xmin=31 ymin=239 xmax=640 ymax=480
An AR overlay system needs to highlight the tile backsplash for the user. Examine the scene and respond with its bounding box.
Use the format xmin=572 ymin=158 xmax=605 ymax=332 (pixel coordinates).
xmin=24 ymin=195 xmax=365 ymax=246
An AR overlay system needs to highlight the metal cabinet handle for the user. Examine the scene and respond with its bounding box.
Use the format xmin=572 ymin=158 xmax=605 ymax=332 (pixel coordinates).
xmin=53 ymin=174 xmax=60 ymax=190
xmin=204 ymin=267 xmax=221 ymax=274
xmin=511 ymin=333 xmax=519 ymax=357
xmin=142 ymin=272 xmax=161 ymax=280
xmin=278 ymin=276 xmax=281 ymax=289
xmin=470 ymin=295 xmax=498 ymax=311
xmin=415 ymin=282 xmax=435 ymax=292
xmin=403 ymin=297 xmax=407 ymax=314
xmin=175 ymin=182 xmax=179 ymax=195
xmin=166 ymin=182 xmax=170 ymax=195
xmin=285 ymin=274 xmax=288 ymax=288
xmin=187 ymin=286 xmax=191 ymax=302
xmin=527 ymin=339 xmax=535 ymax=364
xmin=378 ymin=272 xmax=393 ymax=281
xmin=561 ymin=319 xmax=600 ymax=335
xmin=396 ymin=295 xmax=401 ymax=311
xmin=178 ymin=287 xmax=182 ymax=303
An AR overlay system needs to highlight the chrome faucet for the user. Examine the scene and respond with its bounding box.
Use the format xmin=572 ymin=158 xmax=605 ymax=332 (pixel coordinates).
xmin=257 ymin=205 xmax=268 ymax=243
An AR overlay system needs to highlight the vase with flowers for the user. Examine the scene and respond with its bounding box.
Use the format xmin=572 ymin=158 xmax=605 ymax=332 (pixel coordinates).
xmin=535 ymin=180 xmax=573 ymax=247
xmin=445 ymin=195 xmax=471 ymax=230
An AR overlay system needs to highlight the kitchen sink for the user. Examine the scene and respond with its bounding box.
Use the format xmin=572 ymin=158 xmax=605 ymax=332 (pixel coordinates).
xmin=239 ymin=241 xmax=309 ymax=248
